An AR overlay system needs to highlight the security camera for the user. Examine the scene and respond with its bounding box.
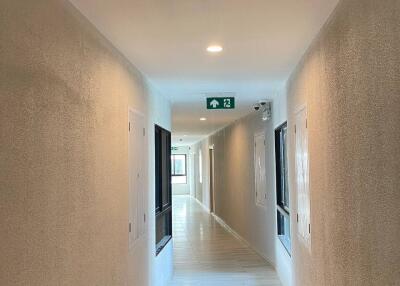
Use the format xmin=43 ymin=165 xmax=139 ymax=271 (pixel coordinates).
xmin=253 ymin=103 xmax=261 ymax=111
xmin=259 ymin=100 xmax=268 ymax=106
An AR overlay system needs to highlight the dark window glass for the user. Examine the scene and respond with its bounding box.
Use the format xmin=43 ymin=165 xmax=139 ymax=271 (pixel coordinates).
xmin=155 ymin=127 xmax=161 ymax=214
xmin=275 ymin=122 xmax=291 ymax=255
xmin=154 ymin=125 xmax=172 ymax=255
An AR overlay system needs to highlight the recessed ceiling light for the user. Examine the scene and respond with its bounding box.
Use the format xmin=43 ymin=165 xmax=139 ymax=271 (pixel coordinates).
xmin=207 ymin=45 xmax=223 ymax=53
xmin=200 ymin=117 xmax=207 ymax=121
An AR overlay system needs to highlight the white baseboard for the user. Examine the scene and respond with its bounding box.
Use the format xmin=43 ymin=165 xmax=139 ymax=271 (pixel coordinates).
xmin=211 ymin=213 xmax=276 ymax=269
xmin=193 ymin=196 xmax=210 ymax=213
xmin=211 ymin=213 xmax=251 ymax=248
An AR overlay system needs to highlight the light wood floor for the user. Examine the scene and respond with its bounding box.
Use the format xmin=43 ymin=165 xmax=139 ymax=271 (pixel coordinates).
xmin=171 ymin=195 xmax=282 ymax=286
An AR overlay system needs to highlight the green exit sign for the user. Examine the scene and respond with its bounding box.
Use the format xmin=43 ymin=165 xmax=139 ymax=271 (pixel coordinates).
xmin=206 ymin=97 xmax=235 ymax=109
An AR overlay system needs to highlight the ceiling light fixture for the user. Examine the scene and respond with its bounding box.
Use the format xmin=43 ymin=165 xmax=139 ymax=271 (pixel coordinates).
xmin=206 ymin=45 xmax=223 ymax=53
xmin=200 ymin=117 xmax=207 ymax=121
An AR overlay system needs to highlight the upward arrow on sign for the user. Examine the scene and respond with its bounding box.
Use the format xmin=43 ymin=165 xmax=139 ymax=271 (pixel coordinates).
xmin=206 ymin=97 xmax=235 ymax=109
xmin=210 ymin=99 xmax=219 ymax=108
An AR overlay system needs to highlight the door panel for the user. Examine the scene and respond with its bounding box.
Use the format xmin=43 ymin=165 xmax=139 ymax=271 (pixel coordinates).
xmin=254 ymin=133 xmax=267 ymax=206
xmin=295 ymin=106 xmax=310 ymax=248
xmin=129 ymin=110 xmax=146 ymax=248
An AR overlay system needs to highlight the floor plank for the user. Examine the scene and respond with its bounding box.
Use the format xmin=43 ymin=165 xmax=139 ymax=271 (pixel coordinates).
xmin=171 ymin=195 xmax=282 ymax=286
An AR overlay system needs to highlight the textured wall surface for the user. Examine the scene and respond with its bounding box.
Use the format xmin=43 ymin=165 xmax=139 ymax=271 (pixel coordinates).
xmin=193 ymin=111 xmax=278 ymax=265
xmin=0 ymin=0 xmax=170 ymax=285
xmin=286 ymin=0 xmax=400 ymax=285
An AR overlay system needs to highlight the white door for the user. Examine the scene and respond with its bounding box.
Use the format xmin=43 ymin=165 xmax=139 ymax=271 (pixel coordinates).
xmin=254 ymin=132 xmax=267 ymax=206
xmin=295 ymin=106 xmax=311 ymax=248
xmin=128 ymin=109 xmax=146 ymax=248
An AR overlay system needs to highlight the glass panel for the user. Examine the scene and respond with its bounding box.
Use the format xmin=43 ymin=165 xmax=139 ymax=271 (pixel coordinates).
xmin=277 ymin=210 xmax=291 ymax=254
xmin=276 ymin=123 xmax=289 ymax=211
xmin=155 ymin=127 xmax=161 ymax=213
xmin=154 ymin=125 xmax=172 ymax=255
xmin=282 ymin=126 xmax=289 ymax=209
xmin=171 ymin=154 xmax=186 ymax=175
xmin=156 ymin=208 xmax=172 ymax=255
xmin=161 ymin=131 xmax=171 ymax=208
xmin=275 ymin=122 xmax=291 ymax=255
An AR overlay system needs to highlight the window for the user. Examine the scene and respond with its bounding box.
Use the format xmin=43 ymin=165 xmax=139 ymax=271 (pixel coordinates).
xmin=154 ymin=125 xmax=172 ymax=255
xmin=275 ymin=122 xmax=291 ymax=254
xmin=171 ymin=154 xmax=187 ymax=184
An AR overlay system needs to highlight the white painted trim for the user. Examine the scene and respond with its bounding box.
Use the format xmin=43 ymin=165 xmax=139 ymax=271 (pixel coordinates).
xmin=193 ymin=197 xmax=210 ymax=213
xmin=211 ymin=213 xmax=250 ymax=248
xmin=211 ymin=213 xmax=276 ymax=269
xmin=128 ymin=106 xmax=145 ymax=118
xmin=274 ymin=120 xmax=288 ymax=129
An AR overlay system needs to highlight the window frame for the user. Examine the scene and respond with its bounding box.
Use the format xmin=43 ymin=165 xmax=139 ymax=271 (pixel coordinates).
xmin=275 ymin=122 xmax=291 ymax=255
xmin=171 ymin=153 xmax=187 ymax=177
xmin=154 ymin=125 xmax=172 ymax=255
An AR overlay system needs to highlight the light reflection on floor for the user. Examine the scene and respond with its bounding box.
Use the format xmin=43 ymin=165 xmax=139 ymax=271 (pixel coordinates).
xmin=170 ymin=195 xmax=281 ymax=286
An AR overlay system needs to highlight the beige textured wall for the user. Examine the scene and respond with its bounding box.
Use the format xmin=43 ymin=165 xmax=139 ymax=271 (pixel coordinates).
xmin=286 ymin=0 xmax=400 ymax=285
xmin=0 ymin=0 xmax=161 ymax=285
xmin=193 ymin=111 xmax=278 ymax=264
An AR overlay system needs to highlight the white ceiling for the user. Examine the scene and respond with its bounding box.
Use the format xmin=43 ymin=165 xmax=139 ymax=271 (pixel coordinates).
xmin=69 ymin=0 xmax=339 ymax=146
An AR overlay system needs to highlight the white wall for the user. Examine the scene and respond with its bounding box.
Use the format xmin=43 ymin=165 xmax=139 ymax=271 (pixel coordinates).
xmin=171 ymin=146 xmax=191 ymax=195
xmin=129 ymin=84 xmax=173 ymax=286
xmin=147 ymin=85 xmax=173 ymax=286
xmin=272 ymin=89 xmax=293 ymax=286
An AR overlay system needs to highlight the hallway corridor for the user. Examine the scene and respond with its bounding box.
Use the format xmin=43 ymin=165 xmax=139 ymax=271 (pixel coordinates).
xmin=171 ymin=196 xmax=281 ymax=286
xmin=2 ymin=1 xmax=399 ymax=285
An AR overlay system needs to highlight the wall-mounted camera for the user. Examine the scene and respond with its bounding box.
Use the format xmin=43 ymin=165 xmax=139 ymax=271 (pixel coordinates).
xmin=252 ymin=100 xmax=272 ymax=121
xmin=253 ymin=103 xmax=261 ymax=111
